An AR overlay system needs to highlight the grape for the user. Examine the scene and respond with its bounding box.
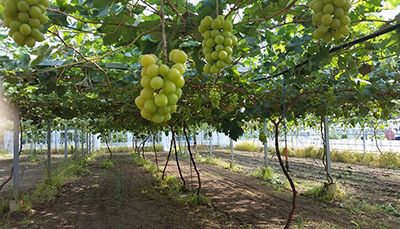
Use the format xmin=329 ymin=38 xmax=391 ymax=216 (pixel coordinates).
xmin=154 ymin=94 xmax=168 ymax=107
xmin=311 ymin=0 xmax=351 ymax=41
xmin=167 ymin=94 xmax=179 ymax=105
xmin=174 ymin=76 xmax=185 ymax=88
xmin=159 ymin=64 xmax=170 ymax=76
xmin=167 ymin=68 xmax=181 ymax=82
xmin=140 ymin=88 xmax=153 ymax=99
xmin=3 ymin=0 xmax=49 ymax=46
xmin=163 ymin=81 xmax=176 ymax=94
xmin=150 ymin=76 xmax=164 ymax=89
xmin=17 ymin=1 xmax=30 ymax=12
xmin=172 ymin=63 xmax=186 ymax=74
xmin=25 ymin=37 xmax=36 ymax=47
xmin=29 ymin=6 xmax=42 ymax=18
xmin=19 ymin=23 xmax=32 ymax=35
xmin=135 ymin=50 xmax=188 ymax=123
xmin=321 ymin=14 xmax=333 ymax=26
xmin=135 ymin=96 xmax=146 ymax=109
xmin=199 ymin=15 xmax=236 ymax=74
xmin=209 ymin=88 xmax=221 ymax=108
xmin=144 ymin=100 xmax=157 ymax=113
xmin=146 ymin=64 xmax=160 ymax=78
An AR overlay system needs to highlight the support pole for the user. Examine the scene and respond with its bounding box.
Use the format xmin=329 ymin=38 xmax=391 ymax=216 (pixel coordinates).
xmin=46 ymin=119 xmax=51 ymax=181
xmin=324 ymin=116 xmax=332 ymax=182
xmin=12 ymin=113 xmax=20 ymax=200
xmin=263 ymin=119 xmax=268 ymax=167
xmin=209 ymin=132 xmax=213 ymax=157
xmin=362 ymin=128 xmax=366 ymax=154
xmin=230 ymin=138 xmax=234 ymax=168
xmin=74 ymin=129 xmax=78 ymax=159
xmin=64 ymin=125 xmax=68 ymax=159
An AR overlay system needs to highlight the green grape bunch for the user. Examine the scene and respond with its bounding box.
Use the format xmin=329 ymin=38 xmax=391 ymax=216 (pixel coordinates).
xmin=135 ymin=49 xmax=187 ymax=124
xmin=1 ymin=0 xmax=49 ymax=47
xmin=209 ymin=88 xmax=221 ymax=108
xmin=198 ymin=15 xmax=237 ymax=74
xmin=226 ymin=93 xmax=239 ymax=112
xmin=309 ymin=0 xmax=351 ymax=41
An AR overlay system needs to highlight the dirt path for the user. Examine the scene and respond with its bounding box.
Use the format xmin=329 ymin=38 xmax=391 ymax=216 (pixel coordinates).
xmin=150 ymin=151 xmax=400 ymax=228
xmin=0 ymin=155 xmax=64 ymax=198
xmin=3 ymin=152 xmax=399 ymax=228
xmin=204 ymin=150 xmax=400 ymax=207
xmin=6 ymin=154 xmax=209 ymax=229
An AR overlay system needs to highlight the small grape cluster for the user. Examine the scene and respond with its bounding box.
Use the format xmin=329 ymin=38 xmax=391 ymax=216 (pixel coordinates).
xmin=208 ymin=88 xmax=221 ymax=108
xmin=1 ymin=0 xmax=49 ymax=47
xmin=310 ymin=0 xmax=351 ymax=41
xmin=135 ymin=50 xmax=187 ymax=124
xmin=198 ymin=15 xmax=237 ymax=74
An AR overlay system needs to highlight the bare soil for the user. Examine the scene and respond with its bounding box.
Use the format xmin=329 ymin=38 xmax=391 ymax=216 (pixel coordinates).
xmin=0 ymin=155 xmax=64 ymax=198
xmin=2 ymin=151 xmax=399 ymax=228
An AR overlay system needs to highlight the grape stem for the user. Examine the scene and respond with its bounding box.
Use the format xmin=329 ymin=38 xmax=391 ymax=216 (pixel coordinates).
xmin=160 ymin=0 xmax=168 ymax=63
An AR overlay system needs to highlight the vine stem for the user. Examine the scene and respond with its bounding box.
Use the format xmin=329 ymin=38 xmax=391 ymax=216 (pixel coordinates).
xmin=160 ymin=0 xmax=168 ymax=63
xmin=183 ymin=123 xmax=201 ymax=196
xmin=273 ymin=120 xmax=297 ymax=229
xmin=172 ymin=129 xmax=186 ymax=189
xmin=162 ymin=138 xmax=174 ymax=180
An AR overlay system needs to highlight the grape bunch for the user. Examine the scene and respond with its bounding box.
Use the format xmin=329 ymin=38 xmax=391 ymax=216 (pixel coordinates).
xmin=208 ymin=88 xmax=221 ymax=108
xmin=198 ymin=15 xmax=237 ymax=74
xmin=309 ymin=0 xmax=351 ymax=41
xmin=135 ymin=49 xmax=187 ymax=123
xmin=1 ymin=0 xmax=49 ymax=47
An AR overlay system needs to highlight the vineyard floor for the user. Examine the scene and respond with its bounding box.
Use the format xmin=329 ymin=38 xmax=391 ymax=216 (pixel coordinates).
xmin=1 ymin=152 xmax=399 ymax=228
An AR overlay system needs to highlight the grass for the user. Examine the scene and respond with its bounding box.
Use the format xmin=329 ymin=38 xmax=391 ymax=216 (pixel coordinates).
xmin=100 ymin=158 xmax=114 ymax=169
xmin=196 ymin=155 xmax=242 ymax=172
xmin=234 ymin=141 xmax=262 ymax=152
xmin=249 ymin=167 xmax=284 ymax=187
xmin=304 ymin=183 xmax=346 ymax=202
xmin=287 ymin=146 xmax=400 ymax=169
xmin=130 ymin=153 xmax=210 ymax=206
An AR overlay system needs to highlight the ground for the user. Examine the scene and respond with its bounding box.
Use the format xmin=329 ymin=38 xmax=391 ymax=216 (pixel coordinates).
xmin=1 ymin=150 xmax=399 ymax=228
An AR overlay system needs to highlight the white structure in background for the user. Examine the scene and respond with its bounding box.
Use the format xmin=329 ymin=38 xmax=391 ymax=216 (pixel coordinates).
xmin=2 ymin=127 xmax=400 ymax=155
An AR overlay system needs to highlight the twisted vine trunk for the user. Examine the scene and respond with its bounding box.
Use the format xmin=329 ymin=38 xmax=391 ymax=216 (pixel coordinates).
xmin=162 ymin=139 xmax=173 ymax=180
xmin=274 ymin=121 xmax=297 ymax=229
xmin=152 ymin=134 xmax=159 ymax=169
xmin=172 ymin=129 xmax=186 ymax=189
xmin=183 ymin=124 xmax=201 ymax=196
xmin=104 ymin=137 xmax=112 ymax=159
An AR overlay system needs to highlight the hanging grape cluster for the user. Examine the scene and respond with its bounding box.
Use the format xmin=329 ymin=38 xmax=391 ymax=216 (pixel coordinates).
xmin=198 ymin=15 xmax=237 ymax=74
xmin=208 ymin=87 xmax=221 ymax=108
xmin=135 ymin=50 xmax=187 ymax=123
xmin=1 ymin=0 xmax=49 ymax=47
xmin=310 ymin=0 xmax=351 ymax=41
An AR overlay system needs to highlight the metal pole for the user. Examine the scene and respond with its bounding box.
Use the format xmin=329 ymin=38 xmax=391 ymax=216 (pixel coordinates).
xmin=12 ymin=113 xmax=20 ymax=200
xmin=324 ymin=116 xmax=332 ymax=181
xmin=74 ymin=129 xmax=78 ymax=159
xmin=209 ymin=133 xmax=213 ymax=157
xmin=230 ymin=138 xmax=234 ymax=168
xmin=46 ymin=120 xmax=51 ymax=181
xmin=362 ymin=128 xmax=366 ymax=154
xmin=64 ymin=125 xmax=68 ymax=159
xmin=263 ymin=119 xmax=268 ymax=167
